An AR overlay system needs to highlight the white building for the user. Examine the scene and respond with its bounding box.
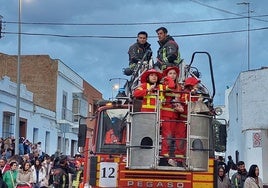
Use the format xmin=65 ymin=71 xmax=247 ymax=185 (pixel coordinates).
xmin=0 ymin=76 xmax=58 ymax=155
xmin=55 ymin=59 xmax=88 ymax=156
xmin=226 ymin=67 xmax=268 ymax=184
xmin=0 ymin=53 xmax=102 ymax=157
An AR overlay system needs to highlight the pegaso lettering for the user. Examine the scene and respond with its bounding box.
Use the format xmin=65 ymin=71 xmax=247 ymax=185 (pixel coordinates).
xmin=127 ymin=181 xmax=184 ymax=188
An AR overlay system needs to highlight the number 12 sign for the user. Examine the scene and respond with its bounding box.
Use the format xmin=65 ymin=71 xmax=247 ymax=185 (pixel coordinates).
xmin=99 ymin=162 xmax=118 ymax=187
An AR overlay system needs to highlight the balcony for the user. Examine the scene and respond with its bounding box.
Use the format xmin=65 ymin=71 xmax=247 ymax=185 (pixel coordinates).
xmin=60 ymin=107 xmax=79 ymax=129
xmin=61 ymin=107 xmax=73 ymax=122
xmin=58 ymin=93 xmax=88 ymax=129
xmin=72 ymin=93 xmax=88 ymax=122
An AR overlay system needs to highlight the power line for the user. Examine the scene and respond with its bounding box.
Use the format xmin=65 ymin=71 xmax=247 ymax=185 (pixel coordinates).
xmin=189 ymin=0 xmax=244 ymax=17
xmin=189 ymin=0 xmax=268 ymax=23
xmin=2 ymin=16 xmax=247 ymax=26
xmin=2 ymin=14 xmax=268 ymax=26
xmin=2 ymin=26 xmax=268 ymax=39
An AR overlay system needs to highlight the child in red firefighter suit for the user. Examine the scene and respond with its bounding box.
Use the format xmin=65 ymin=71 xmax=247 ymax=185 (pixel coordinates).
xmin=180 ymin=76 xmax=201 ymax=114
xmin=133 ymin=69 xmax=174 ymax=112
xmin=161 ymin=66 xmax=184 ymax=159
xmin=172 ymin=76 xmax=201 ymax=166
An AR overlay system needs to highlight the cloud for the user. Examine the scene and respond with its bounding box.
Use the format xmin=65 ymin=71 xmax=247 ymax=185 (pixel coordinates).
xmin=1 ymin=0 xmax=268 ymax=103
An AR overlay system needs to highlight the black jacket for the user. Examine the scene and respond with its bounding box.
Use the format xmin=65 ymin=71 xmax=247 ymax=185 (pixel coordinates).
xmin=128 ymin=41 xmax=152 ymax=65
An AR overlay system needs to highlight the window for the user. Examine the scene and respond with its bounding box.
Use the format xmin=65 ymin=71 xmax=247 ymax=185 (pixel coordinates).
xmin=2 ymin=112 xmax=15 ymax=138
xmin=33 ymin=128 xmax=38 ymax=144
xmin=89 ymin=103 xmax=92 ymax=113
xmin=45 ymin=131 xmax=50 ymax=154
xmin=64 ymin=138 xmax=69 ymax=154
xmin=71 ymin=140 xmax=77 ymax=157
xmin=96 ymin=108 xmax=128 ymax=154
xmin=236 ymin=92 xmax=238 ymax=122
xmin=72 ymin=94 xmax=88 ymax=122
xmin=62 ymin=91 xmax=67 ymax=119
xmin=57 ymin=136 xmax=62 ymax=151
xmin=73 ymin=98 xmax=79 ymax=115
xmin=73 ymin=98 xmax=79 ymax=122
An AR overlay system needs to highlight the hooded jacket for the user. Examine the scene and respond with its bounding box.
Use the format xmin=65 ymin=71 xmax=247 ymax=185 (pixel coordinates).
xmin=156 ymin=35 xmax=181 ymax=69
xmin=128 ymin=41 xmax=152 ymax=66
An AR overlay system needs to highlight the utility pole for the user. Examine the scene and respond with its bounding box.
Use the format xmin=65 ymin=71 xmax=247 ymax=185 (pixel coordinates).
xmin=0 ymin=15 xmax=3 ymax=38
xmin=15 ymin=0 xmax=22 ymax=155
xmin=237 ymin=2 xmax=251 ymax=71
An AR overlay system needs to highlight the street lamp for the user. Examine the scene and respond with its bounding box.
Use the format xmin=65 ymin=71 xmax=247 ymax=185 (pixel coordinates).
xmin=109 ymin=78 xmax=128 ymax=100
xmin=111 ymin=84 xmax=119 ymax=100
xmin=15 ymin=0 xmax=22 ymax=155
xmin=237 ymin=2 xmax=251 ymax=71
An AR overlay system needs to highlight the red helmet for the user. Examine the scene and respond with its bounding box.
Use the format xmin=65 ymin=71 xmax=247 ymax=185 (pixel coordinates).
xmin=140 ymin=69 xmax=162 ymax=83
xmin=184 ymin=77 xmax=200 ymax=87
xmin=163 ymin=66 xmax=180 ymax=76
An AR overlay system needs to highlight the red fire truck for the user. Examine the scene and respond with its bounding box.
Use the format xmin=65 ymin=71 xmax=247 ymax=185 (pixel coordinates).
xmin=78 ymin=52 xmax=221 ymax=188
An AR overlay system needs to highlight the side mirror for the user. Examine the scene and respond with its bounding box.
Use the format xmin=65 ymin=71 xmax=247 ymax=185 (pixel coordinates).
xmin=213 ymin=118 xmax=228 ymax=152
xmin=78 ymin=118 xmax=87 ymax=147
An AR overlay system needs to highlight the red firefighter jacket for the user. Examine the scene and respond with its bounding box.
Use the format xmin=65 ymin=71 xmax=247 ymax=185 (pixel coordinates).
xmin=161 ymin=83 xmax=182 ymax=118
xmin=133 ymin=83 xmax=165 ymax=112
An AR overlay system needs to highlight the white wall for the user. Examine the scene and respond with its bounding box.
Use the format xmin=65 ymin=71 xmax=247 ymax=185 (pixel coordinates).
xmin=56 ymin=60 xmax=83 ymax=122
xmin=0 ymin=76 xmax=58 ymax=155
xmin=240 ymin=69 xmax=268 ymax=130
xmin=56 ymin=60 xmax=84 ymax=155
xmin=244 ymin=130 xmax=263 ymax=179
xmin=227 ymin=78 xmax=245 ymax=161
xmin=226 ymin=68 xmax=268 ymax=184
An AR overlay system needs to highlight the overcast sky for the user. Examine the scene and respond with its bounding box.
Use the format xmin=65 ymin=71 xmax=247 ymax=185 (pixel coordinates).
xmin=1 ymin=0 xmax=267 ymax=105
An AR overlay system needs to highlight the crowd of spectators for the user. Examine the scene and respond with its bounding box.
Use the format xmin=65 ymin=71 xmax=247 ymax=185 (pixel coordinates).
xmin=217 ymin=156 xmax=263 ymax=188
xmin=0 ymin=136 xmax=84 ymax=188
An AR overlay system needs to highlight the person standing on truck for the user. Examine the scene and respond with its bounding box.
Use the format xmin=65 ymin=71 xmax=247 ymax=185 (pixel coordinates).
xmin=180 ymin=76 xmax=205 ymax=113
xmin=124 ymin=31 xmax=152 ymax=76
xmin=160 ymin=66 xmax=184 ymax=160
xmin=133 ymin=69 xmax=174 ymax=112
xmin=133 ymin=69 xmax=163 ymax=112
xmin=169 ymin=76 xmax=201 ymax=167
xmin=155 ymin=27 xmax=182 ymax=71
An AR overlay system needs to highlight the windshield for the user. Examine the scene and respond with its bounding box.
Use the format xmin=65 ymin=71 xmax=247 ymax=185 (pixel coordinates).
xmin=96 ymin=108 xmax=128 ymax=154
